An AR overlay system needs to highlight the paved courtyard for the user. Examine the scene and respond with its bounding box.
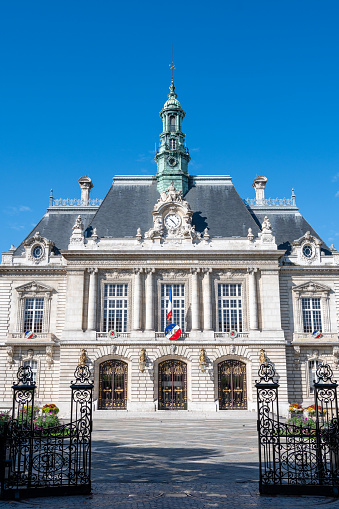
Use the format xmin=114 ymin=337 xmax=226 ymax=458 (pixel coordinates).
xmin=1 ymin=418 xmax=339 ymax=508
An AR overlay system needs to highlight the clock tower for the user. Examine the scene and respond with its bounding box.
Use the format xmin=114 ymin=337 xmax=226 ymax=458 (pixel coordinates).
xmin=155 ymin=79 xmax=190 ymax=195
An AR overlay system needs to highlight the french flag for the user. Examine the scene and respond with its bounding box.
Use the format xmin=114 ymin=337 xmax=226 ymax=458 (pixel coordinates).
xmin=167 ymin=288 xmax=173 ymax=321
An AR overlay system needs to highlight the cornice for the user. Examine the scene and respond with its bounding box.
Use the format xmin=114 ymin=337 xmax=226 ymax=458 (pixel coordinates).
xmin=61 ymin=250 xmax=283 ymax=262
xmin=0 ymin=267 xmax=67 ymax=275
xmin=280 ymin=266 xmax=339 ymax=274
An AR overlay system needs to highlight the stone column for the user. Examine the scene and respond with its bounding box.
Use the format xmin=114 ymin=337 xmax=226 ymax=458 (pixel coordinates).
xmin=133 ymin=268 xmax=143 ymax=331
xmin=191 ymin=268 xmax=200 ymax=331
xmin=145 ymin=269 xmax=154 ymax=331
xmin=247 ymin=268 xmax=258 ymax=330
xmin=87 ymin=268 xmax=98 ymax=330
xmin=203 ymin=269 xmax=212 ymax=330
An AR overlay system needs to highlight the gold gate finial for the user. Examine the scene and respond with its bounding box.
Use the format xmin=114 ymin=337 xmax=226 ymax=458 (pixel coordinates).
xmin=80 ymin=348 xmax=87 ymax=366
xmin=259 ymin=348 xmax=267 ymax=365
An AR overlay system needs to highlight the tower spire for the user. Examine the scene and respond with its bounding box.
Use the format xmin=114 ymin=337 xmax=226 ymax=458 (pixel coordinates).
xmin=155 ymin=65 xmax=190 ymax=196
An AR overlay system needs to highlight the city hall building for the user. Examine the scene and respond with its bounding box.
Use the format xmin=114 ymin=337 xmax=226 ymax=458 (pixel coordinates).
xmin=1 ymin=79 xmax=339 ymax=417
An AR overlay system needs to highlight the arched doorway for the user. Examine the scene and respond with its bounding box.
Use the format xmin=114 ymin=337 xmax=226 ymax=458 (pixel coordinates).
xmin=98 ymin=360 xmax=128 ymax=410
xmin=158 ymin=360 xmax=187 ymax=410
xmin=218 ymin=360 xmax=247 ymax=410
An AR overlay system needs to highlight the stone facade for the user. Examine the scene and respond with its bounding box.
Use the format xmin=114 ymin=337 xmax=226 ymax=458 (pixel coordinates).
xmin=1 ymin=81 xmax=338 ymax=418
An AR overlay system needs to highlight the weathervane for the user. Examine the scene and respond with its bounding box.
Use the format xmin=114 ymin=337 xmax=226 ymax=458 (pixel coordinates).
xmin=169 ymin=46 xmax=175 ymax=81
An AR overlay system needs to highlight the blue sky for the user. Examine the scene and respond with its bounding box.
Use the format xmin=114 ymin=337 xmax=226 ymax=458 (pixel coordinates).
xmin=1 ymin=1 xmax=339 ymax=254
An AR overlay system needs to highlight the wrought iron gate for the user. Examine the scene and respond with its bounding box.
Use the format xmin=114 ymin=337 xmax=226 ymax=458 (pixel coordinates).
xmin=98 ymin=360 xmax=127 ymax=409
xmin=256 ymin=361 xmax=339 ymax=496
xmin=0 ymin=363 xmax=93 ymax=499
xmin=158 ymin=360 xmax=187 ymax=410
xmin=218 ymin=360 xmax=247 ymax=410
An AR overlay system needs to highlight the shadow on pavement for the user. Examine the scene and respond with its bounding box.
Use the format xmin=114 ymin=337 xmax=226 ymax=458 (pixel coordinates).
xmin=92 ymin=440 xmax=258 ymax=484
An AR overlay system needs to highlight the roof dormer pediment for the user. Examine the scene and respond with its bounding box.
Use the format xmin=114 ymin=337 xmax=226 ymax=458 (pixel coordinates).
xmin=16 ymin=281 xmax=54 ymax=296
xmin=292 ymin=280 xmax=331 ymax=296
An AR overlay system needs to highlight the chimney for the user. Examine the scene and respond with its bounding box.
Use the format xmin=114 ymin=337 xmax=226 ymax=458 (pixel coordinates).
xmin=78 ymin=176 xmax=93 ymax=205
xmin=252 ymin=176 xmax=267 ymax=204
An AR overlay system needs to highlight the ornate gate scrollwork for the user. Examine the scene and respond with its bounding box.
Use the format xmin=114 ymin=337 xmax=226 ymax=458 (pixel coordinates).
xmin=218 ymin=360 xmax=247 ymax=410
xmin=98 ymin=360 xmax=128 ymax=409
xmin=158 ymin=360 xmax=187 ymax=410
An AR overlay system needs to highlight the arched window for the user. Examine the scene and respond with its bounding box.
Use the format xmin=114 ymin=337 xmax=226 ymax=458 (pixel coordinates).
xmin=170 ymin=116 xmax=176 ymax=132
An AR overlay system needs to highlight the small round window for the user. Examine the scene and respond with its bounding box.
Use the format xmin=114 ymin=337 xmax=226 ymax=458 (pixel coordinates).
xmin=32 ymin=245 xmax=43 ymax=259
xmin=302 ymin=245 xmax=313 ymax=258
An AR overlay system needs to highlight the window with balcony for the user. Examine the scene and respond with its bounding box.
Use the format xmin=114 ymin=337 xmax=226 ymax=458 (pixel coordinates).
xmin=302 ymin=298 xmax=322 ymax=333
xmin=103 ymin=284 xmax=128 ymax=333
xmin=218 ymin=284 xmax=243 ymax=332
xmin=292 ymin=281 xmax=331 ymax=336
xmin=161 ymin=284 xmax=185 ymax=332
xmin=16 ymin=282 xmax=53 ymax=336
xmin=23 ymin=298 xmax=44 ymax=333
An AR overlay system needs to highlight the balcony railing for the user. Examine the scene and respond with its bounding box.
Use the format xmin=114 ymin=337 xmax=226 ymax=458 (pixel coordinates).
xmin=8 ymin=333 xmax=55 ymax=341
xmin=214 ymin=332 xmax=249 ymax=339
xmin=155 ymin=332 xmax=190 ymax=339
xmin=293 ymin=332 xmax=338 ymax=341
xmin=95 ymin=332 xmax=130 ymax=340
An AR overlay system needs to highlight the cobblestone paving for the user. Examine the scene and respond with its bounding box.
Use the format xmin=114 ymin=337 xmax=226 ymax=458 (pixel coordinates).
xmin=1 ymin=419 xmax=339 ymax=509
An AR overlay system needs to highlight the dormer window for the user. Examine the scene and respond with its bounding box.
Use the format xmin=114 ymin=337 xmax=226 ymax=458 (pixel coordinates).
xmin=169 ymin=139 xmax=176 ymax=150
xmin=170 ymin=116 xmax=176 ymax=132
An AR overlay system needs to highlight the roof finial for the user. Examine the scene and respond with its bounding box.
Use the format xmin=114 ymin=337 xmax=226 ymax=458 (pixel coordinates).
xmin=168 ymin=46 xmax=177 ymax=98
xmin=170 ymin=45 xmax=175 ymax=82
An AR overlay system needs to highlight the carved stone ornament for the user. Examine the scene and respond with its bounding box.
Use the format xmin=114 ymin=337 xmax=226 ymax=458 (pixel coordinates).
xmin=258 ymin=216 xmax=276 ymax=245
xmin=262 ymin=216 xmax=272 ymax=234
xmin=292 ymin=280 xmax=331 ymax=298
xmin=294 ymin=345 xmax=301 ymax=365
xmin=333 ymin=347 xmax=339 ymax=366
xmin=16 ymin=281 xmax=54 ymax=299
xmin=291 ymin=231 xmax=322 ymax=264
xmin=7 ymin=346 xmax=14 ymax=366
xmin=23 ymin=231 xmax=55 ymax=265
xmin=46 ymin=345 xmax=53 ymax=367
xmin=247 ymin=228 xmax=255 ymax=242
xmin=143 ymin=182 xmax=204 ymax=243
xmin=69 ymin=215 xmax=85 ymax=247
xmin=161 ymin=270 xmax=188 ymax=279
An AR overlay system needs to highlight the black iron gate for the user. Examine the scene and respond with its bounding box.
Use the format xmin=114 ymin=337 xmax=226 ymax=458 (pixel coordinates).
xmin=158 ymin=360 xmax=187 ymax=410
xmin=0 ymin=363 xmax=93 ymax=499
xmin=218 ymin=360 xmax=247 ymax=410
xmin=256 ymin=361 xmax=339 ymax=497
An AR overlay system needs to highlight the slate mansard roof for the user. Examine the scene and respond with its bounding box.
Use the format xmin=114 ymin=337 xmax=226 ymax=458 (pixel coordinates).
xmin=13 ymin=174 xmax=329 ymax=256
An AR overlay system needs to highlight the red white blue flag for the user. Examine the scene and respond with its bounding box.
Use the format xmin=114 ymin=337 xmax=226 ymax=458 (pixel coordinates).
xmin=25 ymin=330 xmax=34 ymax=340
xmin=312 ymin=330 xmax=322 ymax=339
xmin=165 ymin=324 xmax=181 ymax=341
xmin=166 ymin=288 xmax=173 ymax=321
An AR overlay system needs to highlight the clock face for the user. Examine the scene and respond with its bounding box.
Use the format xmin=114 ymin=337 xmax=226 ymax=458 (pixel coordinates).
xmin=302 ymin=244 xmax=313 ymax=258
xmin=32 ymin=245 xmax=43 ymax=259
xmin=165 ymin=214 xmax=180 ymax=229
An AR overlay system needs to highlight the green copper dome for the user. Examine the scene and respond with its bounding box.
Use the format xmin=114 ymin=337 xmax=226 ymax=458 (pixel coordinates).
xmin=162 ymin=80 xmax=183 ymax=111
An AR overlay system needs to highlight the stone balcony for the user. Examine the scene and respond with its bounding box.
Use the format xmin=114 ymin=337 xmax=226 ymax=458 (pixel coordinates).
xmin=214 ymin=332 xmax=249 ymax=339
xmin=292 ymin=332 xmax=339 ymax=345
xmin=95 ymin=332 xmax=131 ymax=340
xmin=6 ymin=332 xmax=56 ymax=344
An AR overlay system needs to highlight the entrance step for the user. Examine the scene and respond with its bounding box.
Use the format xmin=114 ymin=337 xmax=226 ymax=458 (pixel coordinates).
xmin=93 ymin=410 xmax=256 ymax=420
